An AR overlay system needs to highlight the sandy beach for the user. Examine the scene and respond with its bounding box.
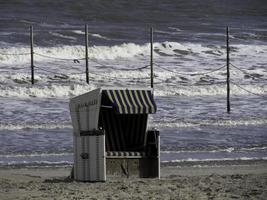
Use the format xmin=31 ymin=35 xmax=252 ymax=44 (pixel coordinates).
xmin=1 ymin=161 xmax=266 ymax=200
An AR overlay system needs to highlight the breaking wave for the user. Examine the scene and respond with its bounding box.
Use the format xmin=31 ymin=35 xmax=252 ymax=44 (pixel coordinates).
xmin=152 ymin=118 xmax=267 ymax=128
xmin=0 ymin=79 xmax=265 ymax=98
xmin=0 ymin=123 xmax=72 ymax=130
xmin=1 ymin=117 xmax=267 ymax=131
xmin=161 ymin=157 xmax=267 ymax=163
xmin=0 ymin=41 xmax=266 ymax=64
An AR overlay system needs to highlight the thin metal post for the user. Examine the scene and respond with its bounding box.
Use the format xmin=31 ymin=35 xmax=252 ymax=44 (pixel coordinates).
xmin=150 ymin=27 xmax=154 ymax=89
xmin=30 ymin=26 xmax=34 ymax=84
xmin=226 ymin=26 xmax=230 ymax=113
xmin=85 ymin=24 xmax=89 ymax=84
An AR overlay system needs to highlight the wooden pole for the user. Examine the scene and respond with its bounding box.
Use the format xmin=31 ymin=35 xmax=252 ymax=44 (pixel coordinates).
xmin=85 ymin=24 xmax=89 ymax=84
xmin=226 ymin=26 xmax=230 ymax=113
xmin=150 ymin=27 xmax=154 ymax=89
xmin=30 ymin=26 xmax=34 ymax=85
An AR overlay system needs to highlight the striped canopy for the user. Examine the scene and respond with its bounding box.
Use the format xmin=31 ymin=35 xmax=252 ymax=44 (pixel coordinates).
xmin=103 ymin=89 xmax=156 ymax=114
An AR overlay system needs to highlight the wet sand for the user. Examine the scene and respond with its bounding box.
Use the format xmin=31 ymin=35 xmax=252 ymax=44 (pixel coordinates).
xmin=0 ymin=162 xmax=267 ymax=200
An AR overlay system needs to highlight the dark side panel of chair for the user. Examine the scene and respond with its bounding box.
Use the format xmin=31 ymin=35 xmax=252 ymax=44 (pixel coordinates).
xmin=99 ymin=107 xmax=148 ymax=152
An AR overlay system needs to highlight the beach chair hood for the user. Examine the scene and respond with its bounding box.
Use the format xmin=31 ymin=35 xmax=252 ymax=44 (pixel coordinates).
xmin=102 ymin=89 xmax=156 ymax=114
xmin=69 ymin=88 xmax=156 ymax=136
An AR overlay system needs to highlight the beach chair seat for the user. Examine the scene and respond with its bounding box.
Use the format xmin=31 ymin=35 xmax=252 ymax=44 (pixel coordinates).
xmin=106 ymin=151 xmax=146 ymax=157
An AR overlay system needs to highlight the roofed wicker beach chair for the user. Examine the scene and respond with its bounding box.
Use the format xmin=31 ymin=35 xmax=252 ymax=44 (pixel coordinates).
xmin=69 ymin=88 xmax=160 ymax=182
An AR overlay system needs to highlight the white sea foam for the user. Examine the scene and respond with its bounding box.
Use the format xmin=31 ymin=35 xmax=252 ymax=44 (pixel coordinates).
xmin=1 ymin=42 xmax=266 ymax=63
xmin=49 ymin=32 xmax=77 ymax=40
xmin=168 ymin=27 xmax=183 ymax=32
xmin=0 ymin=161 xmax=73 ymax=165
xmin=0 ymin=72 xmax=267 ymax=98
xmin=72 ymin=30 xmax=110 ymax=40
xmin=0 ymin=152 xmax=73 ymax=158
xmin=0 ymin=123 xmax=72 ymax=130
xmin=0 ymin=80 xmax=265 ymax=98
xmin=72 ymin=30 xmax=84 ymax=35
xmin=161 ymin=157 xmax=267 ymax=163
xmin=155 ymin=84 xmax=266 ymax=97
xmin=240 ymin=146 xmax=267 ymax=151
xmin=0 ymin=43 xmax=149 ymax=65
xmin=1 ymin=117 xmax=267 ymax=131
xmin=153 ymin=118 xmax=267 ymax=128
xmin=0 ymin=81 xmax=97 ymax=98
xmin=1 ymin=42 xmax=266 ymax=92
xmin=161 ymin=146 xmax=267 ymax=154
xmin=161 ymin=147 xmax=236 ymax=154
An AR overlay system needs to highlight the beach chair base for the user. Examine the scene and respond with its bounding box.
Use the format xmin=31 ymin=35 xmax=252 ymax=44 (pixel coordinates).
xmin=106 ymin=157 xmax=159 ymax=178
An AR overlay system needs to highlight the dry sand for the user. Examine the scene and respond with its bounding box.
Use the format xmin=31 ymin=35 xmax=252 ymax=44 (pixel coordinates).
xmin=0 ymin=162 xmax=267 ymax=200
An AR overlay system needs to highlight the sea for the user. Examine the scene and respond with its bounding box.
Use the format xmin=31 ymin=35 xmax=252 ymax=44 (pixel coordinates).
xmin=0 ymin=0 xmax=267 ymax=167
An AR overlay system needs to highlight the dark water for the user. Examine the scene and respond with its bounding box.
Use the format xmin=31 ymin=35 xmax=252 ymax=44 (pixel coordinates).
xmin=0 ymin=0 xmax=266 ymax=166
xmin=0 ymin=96 xmax=266 ymax=166
xmin=0 ymin=0 xmax=267 ymax=46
